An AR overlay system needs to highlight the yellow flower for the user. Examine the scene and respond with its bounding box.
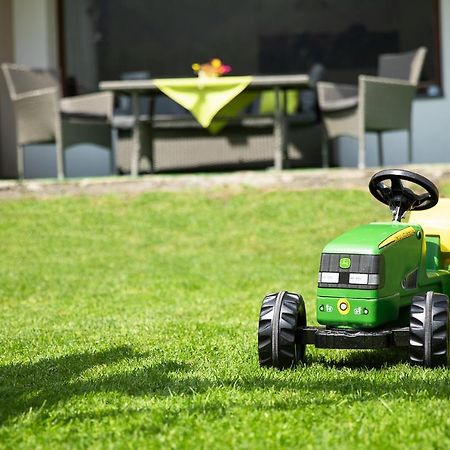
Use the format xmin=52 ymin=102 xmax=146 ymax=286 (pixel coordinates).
xmin=191 ymin=63 xmax=200 ymax=71
xmin=210 ymin=58 xmax=222 ymax=69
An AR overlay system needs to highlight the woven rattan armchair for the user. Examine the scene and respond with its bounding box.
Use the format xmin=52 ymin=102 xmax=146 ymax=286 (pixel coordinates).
xmin=1 ymin=63 xmax=114 ymax=179
xmin=317 ymin=47 xmax=427 ymax=168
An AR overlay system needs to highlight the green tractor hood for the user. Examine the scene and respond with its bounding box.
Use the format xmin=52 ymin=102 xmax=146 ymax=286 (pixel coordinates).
xmin=323 ymin=222 xmax=419 ymax=255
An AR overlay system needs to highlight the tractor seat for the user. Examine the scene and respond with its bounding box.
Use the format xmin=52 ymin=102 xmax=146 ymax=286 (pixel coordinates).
xmin=408 ymin=198 xmax=450 ymax=269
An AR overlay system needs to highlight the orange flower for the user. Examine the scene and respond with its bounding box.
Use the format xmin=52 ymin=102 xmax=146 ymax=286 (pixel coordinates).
xmin=191 ymin=58 xmax=232 ymax=77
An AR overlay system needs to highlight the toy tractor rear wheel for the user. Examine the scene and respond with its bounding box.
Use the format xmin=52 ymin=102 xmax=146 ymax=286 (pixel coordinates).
xmin=409 ymin=291 xmax=449 ymax=367
xmin=258 ymin=291 xmax=306 ymax=369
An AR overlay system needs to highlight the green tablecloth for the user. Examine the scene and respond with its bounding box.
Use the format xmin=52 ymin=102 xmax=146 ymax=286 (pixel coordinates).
xmin=154 ymin=76 xmax=257 ymax=133
xmin=259 ymin=89 xmax=299 ymax=115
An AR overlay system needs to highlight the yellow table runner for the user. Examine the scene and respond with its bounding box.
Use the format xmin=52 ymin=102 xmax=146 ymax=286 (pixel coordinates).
xmin=154 ymin=76 xmax=257 ymax=133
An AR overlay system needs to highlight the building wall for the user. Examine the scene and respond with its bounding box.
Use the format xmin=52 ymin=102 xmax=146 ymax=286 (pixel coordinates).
xmin=0 ymin=0 xmax=15 ymax=177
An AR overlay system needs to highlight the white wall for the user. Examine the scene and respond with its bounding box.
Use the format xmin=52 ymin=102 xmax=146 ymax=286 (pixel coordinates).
xmin=336 ymin=0 xmax=450 ymax=167
xmin=13 ymin=0 xmax=58 ymax=69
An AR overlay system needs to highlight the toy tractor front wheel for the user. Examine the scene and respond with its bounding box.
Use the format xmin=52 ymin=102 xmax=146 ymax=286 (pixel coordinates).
xmin=258 ymin=291 xmax=306 ymax=369
xmin=409 ymin=291 xmax=449 ymax=367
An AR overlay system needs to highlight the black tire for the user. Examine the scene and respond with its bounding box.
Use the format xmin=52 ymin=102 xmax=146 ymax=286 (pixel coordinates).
xmin=258 ymin=291 xmax=306 ymax=369
xmin=409 ymin=291 xmax=449 ymax=368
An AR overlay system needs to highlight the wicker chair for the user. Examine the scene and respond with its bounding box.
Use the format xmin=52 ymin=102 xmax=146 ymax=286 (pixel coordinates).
xmin=317 ymin=47 xmax=427 ymax=168
xmin=1 ymin=63 xmax=114 ymax=179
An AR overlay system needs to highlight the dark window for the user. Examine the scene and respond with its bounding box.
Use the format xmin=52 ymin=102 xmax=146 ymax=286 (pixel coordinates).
xmin=60 ymin=0 xmax=442 ymax=97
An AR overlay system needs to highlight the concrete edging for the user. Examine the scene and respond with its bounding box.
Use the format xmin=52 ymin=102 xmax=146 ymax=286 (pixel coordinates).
xmin=1 ymin=165 xmax=450 ymax=199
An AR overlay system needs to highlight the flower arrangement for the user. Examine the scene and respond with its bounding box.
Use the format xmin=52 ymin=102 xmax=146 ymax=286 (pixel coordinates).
xmin=191 ymin=58 xmax=232 ymax=78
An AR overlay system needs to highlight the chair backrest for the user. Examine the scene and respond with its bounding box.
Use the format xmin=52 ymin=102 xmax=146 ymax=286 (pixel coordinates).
xmin=308 ymin=63 xmax=325 ymax=87
xmin=1 ymin=63 xmax=60 ymax=147
xmin=1 ymin=63 xmax=59 ymax=99
xmin=299 ymin=63 xmax=325 ymax=115
xmin=377 ymin=47 xmax=427 ymax=85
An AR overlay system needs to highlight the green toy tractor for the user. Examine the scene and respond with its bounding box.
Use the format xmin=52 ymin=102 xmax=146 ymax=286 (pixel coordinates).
xmin=257 ymin=169 xmax=449 ymax=368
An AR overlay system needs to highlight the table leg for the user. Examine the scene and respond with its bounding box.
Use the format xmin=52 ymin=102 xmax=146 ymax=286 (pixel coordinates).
xmin=131 ymin=92 xmax=141 ymax=177
xmin=273 ymin=87 xmax=288 ymax=170
xmin=282 ymin=89 xmax=289 ymax=168
xmin=148 ymin=97 xmax=155 ymax=174
xmin=110 ymin=127 xmax=118 ymax=175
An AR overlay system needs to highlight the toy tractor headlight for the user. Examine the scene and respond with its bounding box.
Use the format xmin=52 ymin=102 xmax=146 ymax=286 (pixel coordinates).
xmin=318 ymin=254 xmax=383 ymax=289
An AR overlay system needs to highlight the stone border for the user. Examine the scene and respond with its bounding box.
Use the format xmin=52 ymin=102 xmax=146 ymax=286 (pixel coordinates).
xmin=1 ymin=165 xmax=450 ymax=199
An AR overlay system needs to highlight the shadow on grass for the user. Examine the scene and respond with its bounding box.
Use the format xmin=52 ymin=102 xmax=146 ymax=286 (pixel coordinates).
xmin=309 ymin=347 xmax=410 ymax=369
xmin=1 ymin=346 xmax=449 ymax=425
xmin=0 ymin=346 xmax=153 ymax=424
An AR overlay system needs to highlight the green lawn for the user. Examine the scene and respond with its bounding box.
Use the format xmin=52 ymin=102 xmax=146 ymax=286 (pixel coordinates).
xmin=0 ymin=186 xmax=449 ymax=449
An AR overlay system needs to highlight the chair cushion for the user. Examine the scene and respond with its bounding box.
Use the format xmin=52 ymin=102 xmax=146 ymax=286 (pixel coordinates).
xmin=320 ymin=95 xmax=359 ymax=113
xmin=317 ymin=83 xmax=359 ymax=113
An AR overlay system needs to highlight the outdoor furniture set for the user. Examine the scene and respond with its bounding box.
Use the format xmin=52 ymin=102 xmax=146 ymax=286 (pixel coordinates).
xmin=1 ymin=47 xmax=427 ymax=179
xmin=100 ymin=74 xmax=311 ymax=176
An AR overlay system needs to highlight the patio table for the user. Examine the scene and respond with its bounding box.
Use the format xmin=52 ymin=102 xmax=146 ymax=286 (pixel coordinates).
xmin=100 ymin=74 xmax=310 ymax=176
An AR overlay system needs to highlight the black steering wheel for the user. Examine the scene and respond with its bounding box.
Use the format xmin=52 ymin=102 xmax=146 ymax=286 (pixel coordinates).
xmin=369 ymin=169 xmax=439 ymax=221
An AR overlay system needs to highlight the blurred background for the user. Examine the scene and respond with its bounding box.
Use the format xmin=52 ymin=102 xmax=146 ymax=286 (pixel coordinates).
xmin=1 ymin=0 xmax=449 ymax=178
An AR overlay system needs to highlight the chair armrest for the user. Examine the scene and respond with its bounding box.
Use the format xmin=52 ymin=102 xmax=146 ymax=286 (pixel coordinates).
xmin=359 ymin=75 xmax=417 ymax=130
xmin=13 ymin=89 xmax=60 ymax=145
xmin=60 ymin=92 xmax=114 ymax=122
xmin=317 ymin=82 xmax=358 ymax=112
xmin=13 ymin=86 xmax=59 ymax=101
